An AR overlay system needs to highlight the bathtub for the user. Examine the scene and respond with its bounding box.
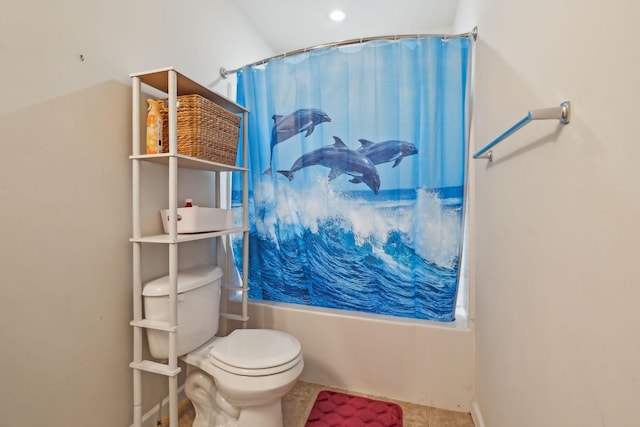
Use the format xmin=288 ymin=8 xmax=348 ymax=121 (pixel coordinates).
xmin=244 ymin=299 xmax=473 ymax=412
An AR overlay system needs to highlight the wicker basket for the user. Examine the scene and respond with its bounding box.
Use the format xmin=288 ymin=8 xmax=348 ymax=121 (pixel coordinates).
xmin=159 ymin=94 xmax=241 ymax=165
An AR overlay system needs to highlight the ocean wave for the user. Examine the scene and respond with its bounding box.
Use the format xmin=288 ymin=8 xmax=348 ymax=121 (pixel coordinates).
xmin=244 ymin=178 xmax=461 ymax=269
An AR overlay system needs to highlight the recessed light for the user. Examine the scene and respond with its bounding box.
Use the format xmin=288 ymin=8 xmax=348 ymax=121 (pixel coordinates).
xmin=329 ymin=9 xmax=346 ymax=22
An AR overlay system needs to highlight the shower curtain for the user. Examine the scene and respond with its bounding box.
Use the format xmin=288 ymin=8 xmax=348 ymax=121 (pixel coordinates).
xmin=232 ymin=35 xmax=472 ymax=321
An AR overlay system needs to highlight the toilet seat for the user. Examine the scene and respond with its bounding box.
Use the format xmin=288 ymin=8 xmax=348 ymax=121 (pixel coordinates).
xmin=208 ymin=329 xmax=302 ymax=377
xmin=210 ymin=352 xmax=303 ymax=376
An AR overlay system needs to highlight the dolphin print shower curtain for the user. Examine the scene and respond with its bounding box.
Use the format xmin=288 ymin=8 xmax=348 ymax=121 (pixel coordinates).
xmin=232 ymin=36 xmax=472 ymax=321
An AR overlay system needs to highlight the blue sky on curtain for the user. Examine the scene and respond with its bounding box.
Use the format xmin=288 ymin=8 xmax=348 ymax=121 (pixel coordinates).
xmin=232 ymin=36 xmax=472 ymax=321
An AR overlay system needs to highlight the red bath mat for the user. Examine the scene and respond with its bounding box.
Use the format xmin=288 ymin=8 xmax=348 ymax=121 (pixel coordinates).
xmin=305 ymin=390 xmax=403 ymax=427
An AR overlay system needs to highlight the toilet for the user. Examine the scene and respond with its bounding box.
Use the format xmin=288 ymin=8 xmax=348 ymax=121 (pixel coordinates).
xmin=142 ymin=265 xmax=304 ymax=427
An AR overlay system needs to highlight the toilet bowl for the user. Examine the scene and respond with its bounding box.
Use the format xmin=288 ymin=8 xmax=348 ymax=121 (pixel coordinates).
xmin=182 ymin=329 xmax=304 ymax=427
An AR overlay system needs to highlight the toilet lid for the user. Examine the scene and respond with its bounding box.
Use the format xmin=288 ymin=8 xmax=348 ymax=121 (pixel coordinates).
xmin=208 ymin=329 xmax=301 ymax=370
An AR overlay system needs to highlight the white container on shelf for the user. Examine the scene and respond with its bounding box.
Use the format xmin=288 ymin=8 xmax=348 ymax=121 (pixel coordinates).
xmin=161 ymin=206 xmax=233 ymax=233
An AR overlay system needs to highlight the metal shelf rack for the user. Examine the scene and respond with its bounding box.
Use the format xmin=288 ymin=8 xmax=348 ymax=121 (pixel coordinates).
xmin=129 ymin=67 xmax=249 ymax=427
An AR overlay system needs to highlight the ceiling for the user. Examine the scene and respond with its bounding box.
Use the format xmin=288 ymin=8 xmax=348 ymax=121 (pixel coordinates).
xmin=231 ymin=0 xmax=461 ymax=54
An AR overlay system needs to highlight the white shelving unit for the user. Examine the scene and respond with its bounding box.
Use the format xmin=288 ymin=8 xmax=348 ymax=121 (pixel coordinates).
xmin=129 ymin=67 xmax=249 ymax=427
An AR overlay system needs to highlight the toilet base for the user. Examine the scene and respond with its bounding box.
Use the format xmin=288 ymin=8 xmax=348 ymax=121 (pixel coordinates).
xmin=237 ymin=400 xmax=284 ymax=427
xmin=185 ymin=366 xmax=288 ymax=427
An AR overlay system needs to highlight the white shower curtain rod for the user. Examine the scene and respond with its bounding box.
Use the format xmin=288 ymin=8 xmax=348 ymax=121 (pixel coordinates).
xmin=220 ymin=27 xmax=478 ymax=79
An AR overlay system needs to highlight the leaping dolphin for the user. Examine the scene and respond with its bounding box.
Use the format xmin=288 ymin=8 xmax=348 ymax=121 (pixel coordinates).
xmin=277 ymin=136 xmax=381 ymax=195
xmin=357 ymin=139 xmax=418 ymax=167
xmin=264 ymin=108 xmax=332 ymax=175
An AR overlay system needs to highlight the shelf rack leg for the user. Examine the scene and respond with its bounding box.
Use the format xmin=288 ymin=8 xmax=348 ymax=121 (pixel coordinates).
xmin=131 ymin=75 xmax=144 ymax=427
xmin=133 ymin=369 xmax=142 ymax=427
xmin=167 ymin=69 xmax=179 ymax=427
xmin=242 ymin=111 xmax=249 ymax=327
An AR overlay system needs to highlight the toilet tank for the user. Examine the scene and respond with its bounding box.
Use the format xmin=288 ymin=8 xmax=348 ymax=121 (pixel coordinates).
xmin=142 ymin=265 xmax=223 ymax=359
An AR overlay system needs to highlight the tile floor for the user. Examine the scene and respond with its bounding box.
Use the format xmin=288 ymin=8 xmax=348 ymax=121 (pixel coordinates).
xmin=170 ymin=380 xmax=475 ymax=427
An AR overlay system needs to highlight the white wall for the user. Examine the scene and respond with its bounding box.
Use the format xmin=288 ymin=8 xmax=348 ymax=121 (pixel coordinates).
xmin=459 ymin=0 xmax=640 ymax=425
xmin=0 ymin=2 xmax=273 ymax=426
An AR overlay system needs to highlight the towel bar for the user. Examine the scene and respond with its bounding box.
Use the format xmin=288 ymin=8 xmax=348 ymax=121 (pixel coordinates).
xmin=473 ymin=101 xmax=571 ymax=161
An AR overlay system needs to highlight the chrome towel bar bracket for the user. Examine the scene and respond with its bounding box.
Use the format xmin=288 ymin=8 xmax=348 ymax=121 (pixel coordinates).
xmin=473 ymin=101 xmax=571 ymax=161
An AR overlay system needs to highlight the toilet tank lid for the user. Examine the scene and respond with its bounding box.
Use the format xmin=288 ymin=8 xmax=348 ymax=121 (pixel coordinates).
xmin=142 ymin=265 xmax=223 ymax=297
